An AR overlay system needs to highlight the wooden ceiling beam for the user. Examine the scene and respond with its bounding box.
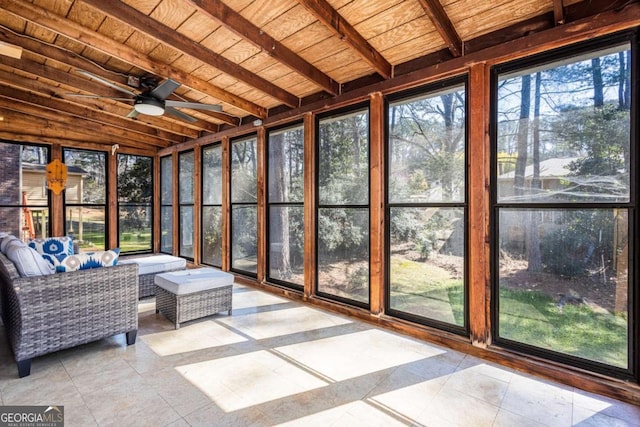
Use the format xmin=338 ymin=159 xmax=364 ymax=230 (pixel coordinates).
xmin=0 ymin=25 xmax=239 ymax=127
xmin=0 ymin=86 xmax=172 ymax=147
xmin=0 ymin=99 xmax=167 ymax=149
xmin=0 ymin=108 xmax=154 ymax=150
xmin=0 ymin=0 xmax=266 ymax=118
xmin=79 ymin=0 xmax=299 ymax=108
xmin=295 ymin=0 xmax=392 ymax=79
xmin=0 ymin=67 xmax=197 ymax=140
xmin=416 ymin=0 xmax=463 ymax=57
xmin=554 ymin=0 xmax=565 ymax=25
xmin=0 ymin=56 xmax=219 ymax=134
xmin=187 ymin=0 xmax=340 ymax=95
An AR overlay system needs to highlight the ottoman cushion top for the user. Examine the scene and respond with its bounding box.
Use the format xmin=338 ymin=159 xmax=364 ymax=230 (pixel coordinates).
xmin=155 ymin=267 xmax=234 ymax=295
xmin=120 ymin=254 xmax=187 ymax=275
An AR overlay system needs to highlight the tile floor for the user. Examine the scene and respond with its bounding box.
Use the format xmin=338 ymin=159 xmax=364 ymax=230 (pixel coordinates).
xmin=0 ymin=284 xmax=638 ymax=426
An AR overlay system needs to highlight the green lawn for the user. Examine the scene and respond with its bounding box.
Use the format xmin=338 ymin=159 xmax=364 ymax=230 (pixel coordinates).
xmin=389 ymin=257 xmax=464 ymax=326
xmin=499 ymin=288 xmax=628 ymax=368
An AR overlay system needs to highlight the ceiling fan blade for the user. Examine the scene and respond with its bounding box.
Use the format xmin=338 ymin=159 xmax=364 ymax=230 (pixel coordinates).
xmin=126 ymin=109 xmax=140 ymax=119
xmin=65 ymin=94 xmax=133 ymax=101
xmin=165 ymin=100 xmax=223 ymax=112
xmin=165 ymin=106 xmax=197 ymax=123
xmin=150 ymin=79 xmax=180 ymax=100
xmin=77 ymin=70 xmax=138 ymax=96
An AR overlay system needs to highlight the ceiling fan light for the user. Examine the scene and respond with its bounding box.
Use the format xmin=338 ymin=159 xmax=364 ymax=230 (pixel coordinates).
xmin=134 ymin=97 xmax=164 ymax=116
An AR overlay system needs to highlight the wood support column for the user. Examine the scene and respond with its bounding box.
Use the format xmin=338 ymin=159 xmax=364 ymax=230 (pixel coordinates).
xmin=153 ymin=155 xmax=160 ymax=253
xmin=50 ymin=144 xmax=64 ymax=237
xmin=221 ymin=136 xmax=231 ymax=271
xmin=369 ymin=92 xmax=385 ymax=314
xmin=256 ymin=127 xmax=266 ymax=283
xmin=303 ymin=113 xmax=316 ymax=298
xmin=468 ymin=62 xmax=491 ymax=347
xmin=108 ymin=147 xmax=118 ymax=249
xmin=172 ymin=151 xmax=179 ymax=256
xmin=193 ymin=145 xmax=202 ymax=265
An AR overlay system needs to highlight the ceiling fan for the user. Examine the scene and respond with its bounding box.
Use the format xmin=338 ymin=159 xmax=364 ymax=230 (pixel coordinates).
xmin=67 ymin=70 xmax=224 ymax=123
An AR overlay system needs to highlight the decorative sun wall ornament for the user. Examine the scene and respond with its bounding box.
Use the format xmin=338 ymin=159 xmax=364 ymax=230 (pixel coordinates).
xmin=46 ymin=159 xmax=68 ymax=195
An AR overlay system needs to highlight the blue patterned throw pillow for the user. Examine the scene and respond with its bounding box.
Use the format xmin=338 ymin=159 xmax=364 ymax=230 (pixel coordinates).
xmin=56 ymin=248 xmax=120 ymax=273
xmin=28 ymin=236 xmax=74 ymax=269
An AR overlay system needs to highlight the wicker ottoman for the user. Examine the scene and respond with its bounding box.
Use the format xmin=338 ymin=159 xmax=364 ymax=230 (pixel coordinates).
xmin=154 ymin=268 xmax=233 ymax=329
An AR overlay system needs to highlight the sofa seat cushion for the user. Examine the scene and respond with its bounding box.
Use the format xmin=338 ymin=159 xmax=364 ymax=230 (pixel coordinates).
xmin=5 ymin=242 xmax=55 ymax=277
xmin=119 ymin=255 xmax=186 ymax=276
xmin=56 ymin=249 xmax=120 ymax=272
xmin=28 ymin=236 xmax=74 ymax=269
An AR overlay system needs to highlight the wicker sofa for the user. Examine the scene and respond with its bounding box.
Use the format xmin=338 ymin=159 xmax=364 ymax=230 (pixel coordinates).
xmin=0 ymin=250 xmax=139 ymax=377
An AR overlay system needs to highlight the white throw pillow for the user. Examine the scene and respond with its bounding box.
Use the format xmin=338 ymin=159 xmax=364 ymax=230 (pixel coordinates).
xmin=6 ymin=244 xmax=55 ymax=277
xmin=0 ymin=235 xmax=19 ymax=253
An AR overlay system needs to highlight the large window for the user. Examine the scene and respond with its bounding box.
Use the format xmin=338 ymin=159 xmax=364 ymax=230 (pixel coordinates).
xmin=0 ymin=143 xmax=49 ymax=240
xmin=117 ymin=154 xmax=152 ymax=253
xmin=201 ymin=144 xmax=223 ymax=267
xmin=63 ymin=148 xmax=106 ymax=251
xmin=387 ymin=80 xmax=467 ymax=332
xmin=267 ymin=124 xmax=304 ymax=288
xmin=179 ymin=150 xmax=195 ymax=259
xmin=230 ymin=136 xmax=258 ymax=275
xmin=317 ymin=107 xmax=370 ymax=306
xmin=160 ymin=155 xmax=172 ymax=254
xmin=493 ymin=39 xmax=633 ymax=374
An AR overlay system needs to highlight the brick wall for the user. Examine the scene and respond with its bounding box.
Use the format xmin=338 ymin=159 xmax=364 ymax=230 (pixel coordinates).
xmin=0 ymin=143 xmax=22 ymax=236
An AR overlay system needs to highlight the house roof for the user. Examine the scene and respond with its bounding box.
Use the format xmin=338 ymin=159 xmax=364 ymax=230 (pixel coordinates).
xmin=499 ymin=157 xmax=580 ymax=179
xmin=0 ymin=0 xmax=637 ymax=153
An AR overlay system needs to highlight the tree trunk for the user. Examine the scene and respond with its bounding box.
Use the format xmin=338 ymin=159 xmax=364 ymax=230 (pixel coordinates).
xmin=514 ymin=75 xmax=531 ymax=197
xmin=440 ymin=93 xmax=454 ymax=199
xmin=527 ymin=72 xmax=542 ymax=272
xmin=269 ymin=133 xmax=291 ymax=279
xmin=592 ymin=57 xmax=604 ymax=108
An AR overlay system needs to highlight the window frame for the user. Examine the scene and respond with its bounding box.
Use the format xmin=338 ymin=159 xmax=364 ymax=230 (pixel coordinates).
xmin=229 ymin=134 xmax=258 ymax=277
xmin=489 ymin=32 xmax=637 ymax=379
xmin=0 ymin=141 xmax=51 ymax=240
xmin=62 ymin=147 xmax=108 ymax=251
xmin=178 ymin=150 xmax=195 ymax=260
xmin=384 ymin=76 xmax=470 ymax=335
xmin=159 ymin=155 xmax=173 ymax=255
xmin=201 ymin=142 xmax=223 ymax=268
xmin=266 ymin=121 xmax=305 ymax=290
xmin=314 ymin=103 xmax=371 ymax=309
xmin=116 ymin=153 xmax=153 ymax=255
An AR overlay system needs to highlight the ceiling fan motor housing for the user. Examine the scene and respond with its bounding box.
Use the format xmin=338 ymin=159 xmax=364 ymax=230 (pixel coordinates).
xmin=133 ymin=96 xmax=164 ymax=116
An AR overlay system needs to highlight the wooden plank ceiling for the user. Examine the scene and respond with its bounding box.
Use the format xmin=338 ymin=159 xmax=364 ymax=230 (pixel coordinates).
xmin=0 ymin=0 xmax=629 ymax=153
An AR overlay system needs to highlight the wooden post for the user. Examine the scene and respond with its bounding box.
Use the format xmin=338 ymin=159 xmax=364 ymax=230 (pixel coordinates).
xmin=468 ymin=62 xmax=491 ymax=347
xmin=303 ymin=113 xmax=316 ymax=298
xmin=108 ymin=147 xmax=118 ymax=249
xmin=221 ymin=136 xmax=231 ymax=271
xmin=50 ymin=144 xmax=64 ymax=237
xmin=172 ymin=151 xmax=179 ymax=256
xmin=369 ymin=92 xmax=385 ymax=314
xmin=153 ymin=154 xmax=160 ymax=253
xmin=256 ymin=127 xmax=266 ymax=283
xmin=193 ymin=144 xmax=202 ymax=264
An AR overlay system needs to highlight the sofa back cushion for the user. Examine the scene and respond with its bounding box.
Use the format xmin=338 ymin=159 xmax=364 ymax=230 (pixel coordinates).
xmin=28 ymin=236 xmax=74 ymax=270
xmin=56 ymin=248 xmax=120 ymax=273
xmin=0 ymin=235 xmax=20 ymax=253
xmin=5 ymin=242 xmax=55 ymax=277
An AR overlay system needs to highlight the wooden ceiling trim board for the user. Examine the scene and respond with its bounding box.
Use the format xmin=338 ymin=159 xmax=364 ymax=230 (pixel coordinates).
xmin=186 ymin=0 xmax=341 ymax=95
xmin=79 ymin=0 xmax=299 ymax=107
xmin=295 ymin=0 xmax=392 ymax=78
xmin=0 ymin=98 xmax=169 ymax=148
xmin=416 ymin=0 xmax=463 ymax=57
xmin=0 ymin=86 xmax=174 ymax=146
xmin=0 ymin=133 xmax=156 ymax=156
xmin=0 ymin=109 xmax=154 ymax=149
xmin=0 ymin=55 xmax=222 ymax=133
xmin=0 ymin=0 xmax=267 ymax=118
